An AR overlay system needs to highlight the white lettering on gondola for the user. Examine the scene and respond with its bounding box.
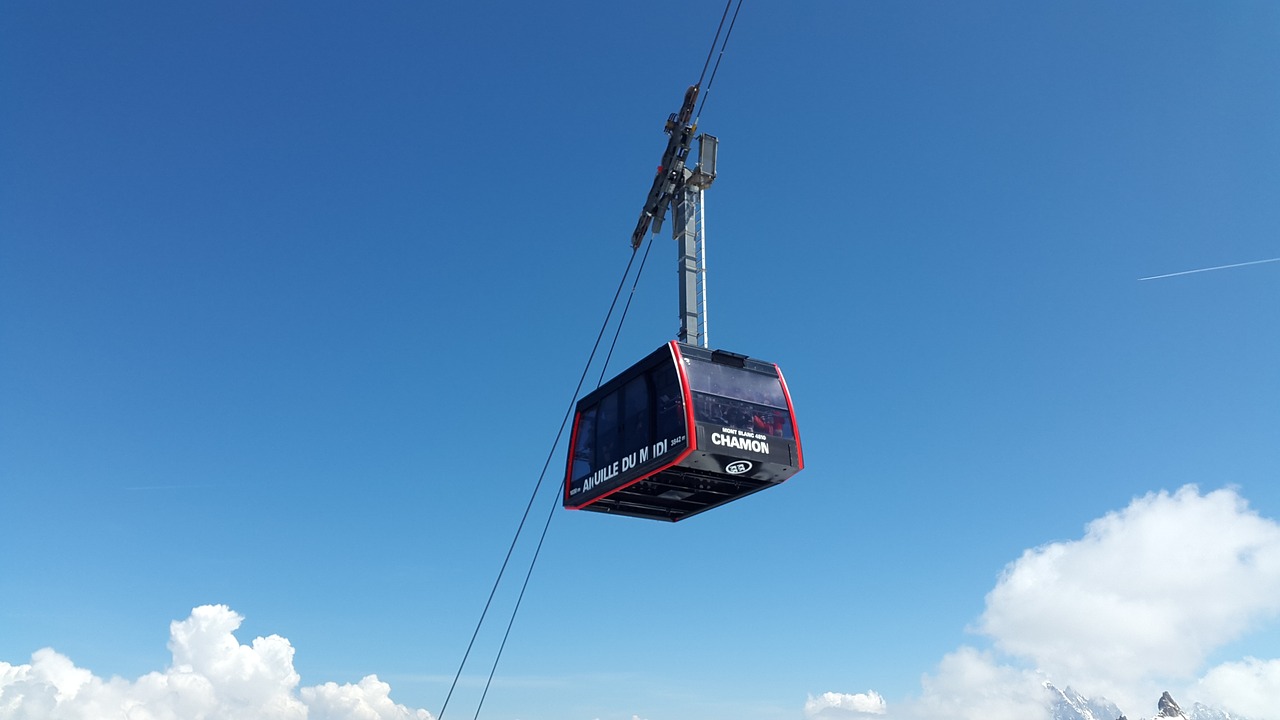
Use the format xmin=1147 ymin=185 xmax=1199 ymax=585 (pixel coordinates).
xmin=710 ymin=430 xmax=770 ymax=455
xmin=582 ymin=461 xmax=620 ymax=491
xmin=581 ymin=436 xmax=684 ymax=494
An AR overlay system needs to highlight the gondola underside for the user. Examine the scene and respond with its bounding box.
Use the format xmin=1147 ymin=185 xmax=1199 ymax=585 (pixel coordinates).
xmin=577 ymin=465 xmax=779 ymax=522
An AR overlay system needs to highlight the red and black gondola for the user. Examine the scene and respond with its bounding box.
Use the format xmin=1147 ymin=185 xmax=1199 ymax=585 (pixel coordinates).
xmin=564 ymin=341 xmax=803 ymax=521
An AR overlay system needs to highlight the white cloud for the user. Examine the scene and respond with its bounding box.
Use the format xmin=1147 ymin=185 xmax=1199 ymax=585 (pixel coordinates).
xmin=302 ymin=675 xmax=431 ymax=720
xmin=804 ymin=690 xmax=887 ymax=717
xmin=1196 ymin=657 xmax=1280 ymax=720
xmin=813 ymin=648 xmax=1050 ymax=720
xmin=819 ymin=485 xmax=1280 ymax=720
xmin=907 ymin=647 xmax=1053 ymax=720
xmin=0 ymin=605 xmax=432 ymax=720
xmin=978 ymin=485 xmax=1280 ymax=711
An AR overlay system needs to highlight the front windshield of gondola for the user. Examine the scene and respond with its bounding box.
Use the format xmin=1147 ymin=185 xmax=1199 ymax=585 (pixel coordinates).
xmin=568 ymin=355 xmax=688 ymax=494
xmin=684 ymin=358 xmax=795 ymax=439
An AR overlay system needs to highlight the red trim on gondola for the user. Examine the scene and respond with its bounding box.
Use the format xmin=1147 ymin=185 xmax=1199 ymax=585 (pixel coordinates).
xmin=774 ymin=364 xmax=803 ymax=469
xmin=669 ymin=341 xmax=699 ymax=452
xmin=563 ymin=410 xmax=583 ymax=504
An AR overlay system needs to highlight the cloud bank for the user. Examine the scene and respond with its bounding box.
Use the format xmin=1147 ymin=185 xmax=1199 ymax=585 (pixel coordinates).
xmin=0 ymin=604 xmax=431 ymax=720
xmin=980 ymin=485 xmax=1280 ymax=714
xmin=816 ymin=486 xmax=1280 ymax=720
xmin=3 ymin=487 xmax=1277 ymax=720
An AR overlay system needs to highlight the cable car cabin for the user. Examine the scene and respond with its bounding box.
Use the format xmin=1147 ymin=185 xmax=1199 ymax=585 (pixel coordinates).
xmin=564 ymin=341 xmax=803 ymax=521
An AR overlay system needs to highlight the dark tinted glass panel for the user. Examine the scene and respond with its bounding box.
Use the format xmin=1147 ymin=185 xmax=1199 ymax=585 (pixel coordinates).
xmin=621 ymin=375 xmax=649 ymax=457
xmin=692 ymin=392 xmax=794 ymax=439
xmin=570 ymin=407 xmax=596 ymax=482
xmin=652 ymin=360 xmax=684 ymax=444
xmin=683 ymin=359 xmax=788 ymax=409
xmin=686 ymin=359 xmax=794 ymax=440
xmin=595 ymin=391 xmax=620 ymax=473
xmin=747 ymin=405 xmax=793 ymax=438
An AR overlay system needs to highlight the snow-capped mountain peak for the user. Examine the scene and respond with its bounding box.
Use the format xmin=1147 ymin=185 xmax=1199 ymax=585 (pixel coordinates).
xmin=1046 ymin=686 xmax=1247 ymax=720
xmin=1158 ymin=691 xmax=1190 ymax=720
xmin=1047 ymin=683 xmax=1123 ymax=720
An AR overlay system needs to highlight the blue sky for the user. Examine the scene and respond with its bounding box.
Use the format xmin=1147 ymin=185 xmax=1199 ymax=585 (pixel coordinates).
xmin=2 ymin=2 xmax=1278 ymax=719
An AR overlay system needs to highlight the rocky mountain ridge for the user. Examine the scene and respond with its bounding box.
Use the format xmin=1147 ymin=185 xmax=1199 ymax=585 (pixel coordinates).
xmin=1047 ymin=685 xmax=1248 ymax=720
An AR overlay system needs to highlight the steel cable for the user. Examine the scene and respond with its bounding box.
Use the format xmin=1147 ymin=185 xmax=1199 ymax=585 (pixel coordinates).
xmin=469 ymin=234 xmax=657 ymax=720
xmin=696 ymin=0 xmax=744 ymax=121
xmin=438 ymin=3 xmax=746 ymax=713
xmin=435 ymin=242 xmax=647 ymax=720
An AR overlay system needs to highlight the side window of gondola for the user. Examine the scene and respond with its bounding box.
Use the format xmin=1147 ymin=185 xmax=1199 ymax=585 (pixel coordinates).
xmin=570 ymin=406 xmax=596 ymax=482
xmin=684 ymin=358 xmax=794 ymax=439
xmin=621 ymin=375 xmax=649 ymax=458
xmin=652 ymin=359 xmax=684 ymax=445
xmin=594 ymin=391 xmax=620 ymax=475
xmin=572 ymin=354 xmax=689 ymax=488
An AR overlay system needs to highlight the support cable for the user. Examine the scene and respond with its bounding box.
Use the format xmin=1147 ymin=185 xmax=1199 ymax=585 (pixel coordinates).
xmin=438 ymin=3 xmax=745 ymax=714
xmin=471 ymin=478 xmax=560 ymax=720
xmin=598 ymin=234 xmax=658 ymax=386
xmin=695 ymin=0 xmax=744 ymax=122
xmin=696 ymin=0 xmax=736 ymax=89
xmin=435 ymin=245 xmax=645 ymax=720
xmin=472 ymin=234 xmax=657 ymax=720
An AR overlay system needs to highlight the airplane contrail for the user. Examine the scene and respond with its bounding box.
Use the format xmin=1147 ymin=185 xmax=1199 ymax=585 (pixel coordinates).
xmin=1139 ymin=256 xmax=1280 ymax=281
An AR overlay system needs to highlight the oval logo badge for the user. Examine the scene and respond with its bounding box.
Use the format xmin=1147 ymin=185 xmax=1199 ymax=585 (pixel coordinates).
xmin=725 ymin=460 xmax=753 ymax=475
